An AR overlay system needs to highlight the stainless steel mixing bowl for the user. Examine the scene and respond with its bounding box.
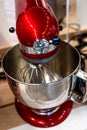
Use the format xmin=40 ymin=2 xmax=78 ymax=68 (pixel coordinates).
xmin=2 ymin=41 xmax=87 ymax=109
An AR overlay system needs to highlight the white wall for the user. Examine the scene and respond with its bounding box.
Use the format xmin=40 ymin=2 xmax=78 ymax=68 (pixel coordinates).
xmin=76 ymin=0 xmax=87 ymax=28
xmin=0 ymin=0 xmax=18 ymax=48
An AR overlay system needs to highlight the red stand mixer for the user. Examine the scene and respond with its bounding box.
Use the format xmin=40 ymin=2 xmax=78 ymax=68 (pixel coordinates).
xmin=16 ymin=0 xmax=60 ymax=64
xmin=2 ymin=0 xmax=76 ymax=128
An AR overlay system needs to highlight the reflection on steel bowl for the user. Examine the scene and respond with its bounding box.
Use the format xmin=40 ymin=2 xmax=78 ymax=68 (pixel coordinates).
xmin=2 ymin=40 xmax=87 ymax=110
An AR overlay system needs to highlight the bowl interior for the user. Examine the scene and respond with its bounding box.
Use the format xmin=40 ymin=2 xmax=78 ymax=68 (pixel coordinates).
xmin=2 ymin=41 xmax=80 ymax=84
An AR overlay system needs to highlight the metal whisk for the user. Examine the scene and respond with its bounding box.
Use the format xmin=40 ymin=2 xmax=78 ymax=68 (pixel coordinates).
xmin=20 ymin=63 xmax=62 ymax=84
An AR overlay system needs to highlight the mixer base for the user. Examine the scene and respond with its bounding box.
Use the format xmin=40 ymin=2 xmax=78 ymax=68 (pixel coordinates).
xmin=15 ymin=100 xmax=73 ymax=127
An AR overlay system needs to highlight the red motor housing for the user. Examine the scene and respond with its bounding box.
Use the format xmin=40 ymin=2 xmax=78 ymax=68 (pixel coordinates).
xmin=15 ymin=0 xmax=60 ymax=63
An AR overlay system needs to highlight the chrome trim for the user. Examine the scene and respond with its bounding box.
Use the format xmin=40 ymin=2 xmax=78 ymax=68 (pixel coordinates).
xmin=20 ymin=42 xmax=56 ymax=54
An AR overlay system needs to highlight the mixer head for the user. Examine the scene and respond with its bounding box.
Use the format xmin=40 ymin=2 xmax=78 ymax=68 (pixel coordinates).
xmin=16 ymin=0 xmax=60 ymax=64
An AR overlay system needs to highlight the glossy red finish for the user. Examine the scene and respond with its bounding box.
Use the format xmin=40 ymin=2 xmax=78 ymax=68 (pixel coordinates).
xmin=16 ymin=0 xmax=59 ymax=47
xmin=15 ymin=100 xmax=73 ymax=128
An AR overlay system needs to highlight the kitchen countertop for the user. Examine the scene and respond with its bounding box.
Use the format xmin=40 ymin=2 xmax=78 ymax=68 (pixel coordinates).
xmin=0 ymin=80 xmax=25 ymax=129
